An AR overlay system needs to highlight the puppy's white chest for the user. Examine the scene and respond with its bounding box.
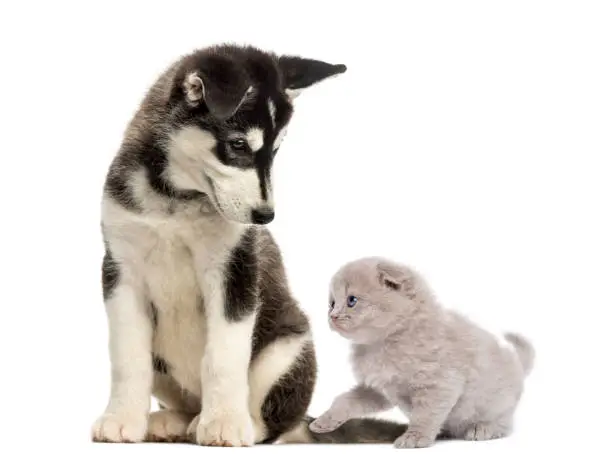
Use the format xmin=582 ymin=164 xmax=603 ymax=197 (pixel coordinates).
xmin=104 ymin=203 xmax=245 ymax=397
xmin=144 ymin=230 xmax=202 ymax=316
xmin=145 ymin=230 xmax=207 ymax=396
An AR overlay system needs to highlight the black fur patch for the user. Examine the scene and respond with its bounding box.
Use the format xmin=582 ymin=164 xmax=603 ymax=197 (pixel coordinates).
xmin=278 ymin=56 xmax=347 ymax=90
xmin=104 ymin=148 xmax=142 ymax=212
xmin=224 ymin=227 xmax=258 ymax=321
xmin=102 ymin=246 xmax=120 ymax=300
xmin=260 ymin=341 xmax=316 ymax=443
xmin=251 ymin=229 xmax=310 ymax=359
xmin=152 ymin=355 xmax=170 ymax=375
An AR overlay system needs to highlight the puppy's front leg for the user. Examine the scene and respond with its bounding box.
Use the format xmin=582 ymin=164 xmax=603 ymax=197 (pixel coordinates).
xmin=92 ymin=255 xmax=152 ymax=442
xmin=192 ymin=266 xmax=256 ymax=447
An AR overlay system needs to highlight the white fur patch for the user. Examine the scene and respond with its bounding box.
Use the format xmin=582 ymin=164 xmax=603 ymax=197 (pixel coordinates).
xmin=198 ymin=265 xmax=256 ymax=414
xmin=104 ymin=284 xmax=154 ymax=414
xmin=273 ymin=125 xmax=288 ymax=151
xmin=246 ymin=127 xmax=265 ymax=152
xmin=285 ymin=88 xmax=302 ymax=100
xmin=212 ymin=168 xmax=262 ymax=221
xmin=184 ymin=72 xmax=205 ymax=105
xmin=198 ymin=284 xmax=257 ymax=445
xmin=268 ymin=99 xmax=276 ymax=127
xmin=200 ymin=311 xmax=256 ymax=403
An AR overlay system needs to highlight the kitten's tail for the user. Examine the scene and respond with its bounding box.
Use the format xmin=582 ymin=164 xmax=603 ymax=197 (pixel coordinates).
xmin=276 ymin=416 xmax=407 ymax=444
xmin=504 ymin=332 xmax=535 ymax=376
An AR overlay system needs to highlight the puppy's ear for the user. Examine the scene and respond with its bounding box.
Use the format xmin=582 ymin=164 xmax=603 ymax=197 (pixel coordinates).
xmin=182 ymin=60 xmax=253 ymax=120
xmin=376 ymin=262 xmax=412 ymax=292
xmin=278 ymin=55 xmax=346 ymax=99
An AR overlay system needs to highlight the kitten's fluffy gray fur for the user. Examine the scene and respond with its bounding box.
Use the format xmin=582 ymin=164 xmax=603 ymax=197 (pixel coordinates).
xmin=309 ymin=256 xmax=534 ymax=449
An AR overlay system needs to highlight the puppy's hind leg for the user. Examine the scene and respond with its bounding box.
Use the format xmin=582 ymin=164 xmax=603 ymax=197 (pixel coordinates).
xmin=146 ymin=372 xmax=201 ymax=442
xmin=146 ymin=410 xmax=194 ymax=443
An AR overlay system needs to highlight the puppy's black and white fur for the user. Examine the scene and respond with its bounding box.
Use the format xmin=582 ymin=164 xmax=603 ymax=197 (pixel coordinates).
xmin=92 ymin=43 xmax=341 ymax=446
xmin=93 ymin=43 xmax=405 ymax=446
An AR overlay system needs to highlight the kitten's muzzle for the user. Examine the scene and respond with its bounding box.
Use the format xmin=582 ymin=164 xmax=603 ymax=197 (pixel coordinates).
xmin=329 ymin=314 xmax=350 ymax=331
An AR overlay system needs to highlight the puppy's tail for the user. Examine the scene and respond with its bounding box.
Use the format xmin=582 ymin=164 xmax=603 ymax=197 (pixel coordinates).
xmin=504 ymin=332 xmax=535 ymax=376
xmin=276 ymin=416 xmax=407 ymax=444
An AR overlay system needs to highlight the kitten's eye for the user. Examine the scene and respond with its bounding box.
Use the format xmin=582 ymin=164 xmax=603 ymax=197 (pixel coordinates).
xmin=229 ymin=139 xmax=247 ymax=151
xmin=347 ymin=295 xmax=358 ymax=308
xmin=329 ymin=300 xmax=335 ymax=310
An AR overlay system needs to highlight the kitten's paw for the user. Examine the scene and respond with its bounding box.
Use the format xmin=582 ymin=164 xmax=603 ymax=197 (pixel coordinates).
xmin=309 ymin=413 xmax=346 ymax=433
xmin=463 ymin=422 xmax=508 ymax=441
xmin=92 ymin=412 xmax=148 ymax=443
xmin=146 ymin=410 xmax=193 ymax=442
xmin=394 ymin=429 xmax=435 ymax=449
xmin=191 ymin=410 xmax=255 ymax=447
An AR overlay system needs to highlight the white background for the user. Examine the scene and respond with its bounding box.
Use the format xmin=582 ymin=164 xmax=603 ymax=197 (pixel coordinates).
xmin=1 ymin=1 xmax=611 ymax=462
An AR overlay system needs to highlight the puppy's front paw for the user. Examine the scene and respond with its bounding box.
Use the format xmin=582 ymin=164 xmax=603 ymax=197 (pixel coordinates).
xmin=309 ymin=413 xmax=346 ymax=433
xmin=92 ymin=412 xmax=147 ymax=443
xmin=394 ymin=429 xmax=435 ymax=449
xmin=192 ymin=410 xmax=255 ymax=447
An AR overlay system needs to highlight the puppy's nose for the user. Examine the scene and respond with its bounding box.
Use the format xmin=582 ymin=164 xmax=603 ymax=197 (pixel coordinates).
xmin=251 ymin=207 xmax=275 ymax=225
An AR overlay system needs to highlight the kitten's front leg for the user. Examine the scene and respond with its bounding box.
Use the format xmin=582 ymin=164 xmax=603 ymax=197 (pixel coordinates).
xmin=310 ymin=385 xmax=392 ymax=433
xmin=191 ymin=266 xmax=256 ymax=447
xmin=393 ymin=385 xmax=462 ymax=449
xmin=92 ymin=256 xmax=153 ymax=443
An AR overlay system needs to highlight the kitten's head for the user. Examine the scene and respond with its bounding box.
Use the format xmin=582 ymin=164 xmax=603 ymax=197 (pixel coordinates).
xmin=327 ymin=257 xmax=432 ymax=344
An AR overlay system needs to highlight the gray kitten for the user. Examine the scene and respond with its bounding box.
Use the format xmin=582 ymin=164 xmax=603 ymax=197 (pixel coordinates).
xmin=310 ymin=257 xmax=534 ymax=449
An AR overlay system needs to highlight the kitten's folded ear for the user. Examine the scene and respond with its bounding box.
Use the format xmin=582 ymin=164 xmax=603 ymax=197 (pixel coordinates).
xmin=181 ymin=58 xmax=253 ymax=120
xmin=376 ymin=262 xmax=412 ymax=292
xmin=278 ymin=55 xmax=347 ymax=99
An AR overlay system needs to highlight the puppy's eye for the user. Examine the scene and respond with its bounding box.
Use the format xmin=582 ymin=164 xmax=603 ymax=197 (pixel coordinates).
xmin=229 ymin=139 xmax=247 ymax=151
xmin=347 ymin=295 xmax=358 ymax=308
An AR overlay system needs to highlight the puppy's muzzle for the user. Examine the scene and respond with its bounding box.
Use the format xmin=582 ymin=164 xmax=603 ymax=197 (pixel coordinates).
xmin=251 ymin=207 xmax=275 ymax=224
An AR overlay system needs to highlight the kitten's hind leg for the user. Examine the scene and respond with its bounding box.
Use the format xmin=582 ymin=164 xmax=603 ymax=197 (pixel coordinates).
xmin=463 ymin=414 xmax=513 ymax=441
xmin=394 ymin=385 xmax=462 ymax=449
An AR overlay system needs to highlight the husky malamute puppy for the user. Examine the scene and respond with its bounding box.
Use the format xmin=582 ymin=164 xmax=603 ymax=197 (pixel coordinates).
xmin=92 ymin=43 xmax=405 ymax=447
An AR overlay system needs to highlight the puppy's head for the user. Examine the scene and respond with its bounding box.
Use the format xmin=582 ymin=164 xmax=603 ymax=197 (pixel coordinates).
xmin=327 ymin=257 xmax=431 ymax=344
xmin=164 ymin=44 xmax=346 ymax=225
